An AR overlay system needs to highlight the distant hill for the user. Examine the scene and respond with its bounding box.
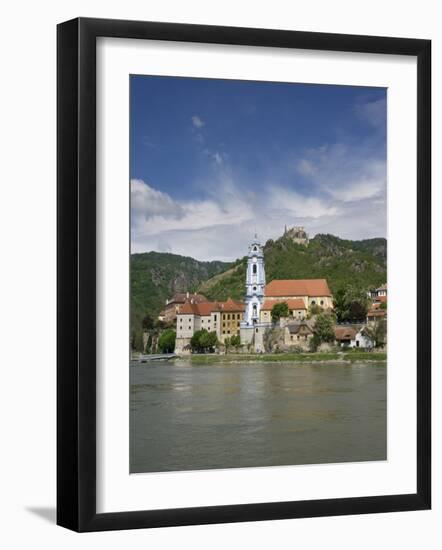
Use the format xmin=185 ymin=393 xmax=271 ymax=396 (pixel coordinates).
xmin=131 ymin=251 xmax=231 ymax=331
xmin=131 ymin=234 xmax=386 ymax=335
xmin=198 ymin=233 xmax=387 ymax=301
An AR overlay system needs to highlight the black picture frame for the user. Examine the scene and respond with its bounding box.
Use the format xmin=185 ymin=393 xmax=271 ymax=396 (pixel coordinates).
xmin=57 ymin=17 xmax=431 ymax=532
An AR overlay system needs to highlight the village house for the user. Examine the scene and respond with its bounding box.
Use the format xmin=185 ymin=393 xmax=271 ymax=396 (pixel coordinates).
xmin=334 ymin=326 xmax=357 ymax=347
xmin=369 ymin=283 xmax=387 ymax=300
xmin=351 ymin=327 xmax=375 ymax=349
xmin=284 ymin=321 xmax=314 ymax=350
xmin=367 ymin=307 xmax=387 ymax=324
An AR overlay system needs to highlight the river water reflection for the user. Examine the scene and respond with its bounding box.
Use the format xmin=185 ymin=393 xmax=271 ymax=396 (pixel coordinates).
xmin=130 ymin=360 xmax=386 ymax=473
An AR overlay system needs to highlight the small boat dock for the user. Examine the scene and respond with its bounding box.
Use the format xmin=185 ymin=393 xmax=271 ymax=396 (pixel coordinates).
xmin=132 ymin=353 xmax=177 ymax=363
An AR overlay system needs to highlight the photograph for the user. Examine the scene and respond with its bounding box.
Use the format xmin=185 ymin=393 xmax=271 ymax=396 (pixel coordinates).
xmin=129 ymin=75 xmax=388 ymax=474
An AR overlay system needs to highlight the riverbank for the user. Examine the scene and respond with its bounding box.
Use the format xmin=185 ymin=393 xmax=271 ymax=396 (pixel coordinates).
xmin=188 ymin=351 xmax=387 ymax=364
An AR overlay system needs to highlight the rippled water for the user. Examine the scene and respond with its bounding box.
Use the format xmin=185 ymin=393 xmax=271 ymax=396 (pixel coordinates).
xmin=130 ymin=360 xmax=386 ymax=473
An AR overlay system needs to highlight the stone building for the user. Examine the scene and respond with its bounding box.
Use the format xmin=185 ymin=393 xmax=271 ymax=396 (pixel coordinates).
xmin=284 ymin=321 xmax=314 ymax=350
xmin=163 ymin=292 xmax=207 ymax=323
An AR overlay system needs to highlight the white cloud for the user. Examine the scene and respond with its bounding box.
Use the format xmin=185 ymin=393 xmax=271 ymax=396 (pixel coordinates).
xmin=131 ymin=137 xmax=386 ymax=261
xmin=296 ymin=158 xmax=316 ymax=176
xmin=191 ymin=115 xmax=205 ymax=128
xmin=355 ymin=97 xmax=387 ymax=129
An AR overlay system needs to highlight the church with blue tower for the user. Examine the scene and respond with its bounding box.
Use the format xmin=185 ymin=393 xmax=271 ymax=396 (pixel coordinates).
xmin=240 ymin=234 xmax=268 ymax=351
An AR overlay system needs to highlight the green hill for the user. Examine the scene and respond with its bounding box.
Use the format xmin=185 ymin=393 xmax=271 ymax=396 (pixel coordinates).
xmin=198 ymin=233 xmax=386 ymax=301
xmin=131 ymin=251 xmax=231 ymax=331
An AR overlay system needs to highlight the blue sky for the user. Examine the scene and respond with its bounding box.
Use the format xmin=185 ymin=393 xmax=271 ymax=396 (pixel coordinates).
xmin=130 ymin=75 xmax=386 ymax=261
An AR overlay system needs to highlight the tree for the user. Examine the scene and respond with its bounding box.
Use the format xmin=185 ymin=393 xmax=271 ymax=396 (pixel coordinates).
xmin=191 ymin=329 xmax=218 ymax=353
xmin=131 ymin=327 xmax=144 ymax=352
xmin=333 ymin=286 xmax=370 ymax=322
xmin=142 ymin=314 xmax=155 ymax=331
xmin=380 ymin=301 xmax=387 ymax=310
xmin=364 ymin=320 xmax=387 ymax=348
xmin=271 ymin=302 xmax=289 ymax=322
xmin=333 ymin=288 xmax=349 ymax=322
xmin=145 ymin=333 xmax=153 ymax=354
xmin=311 ymin=312 xmax=336 ymax=351
xmin=308 ymin=303 xmax=322 ymax=316
xmin=224 ymin=336 xmax=231 ymax=352
xmin=230 ymin=334 xmax=241 ymax=349
xmin=158 ymin=329 xmax=176 ymax=353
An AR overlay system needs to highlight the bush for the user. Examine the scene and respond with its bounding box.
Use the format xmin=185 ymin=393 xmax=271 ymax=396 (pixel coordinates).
xmin=158 ymin=329 xmax=176 ymax=353
xmin=271 ymin=302 xmax=289 ymax=322
xmin=191 ymin=329 xmax=218 ymax=353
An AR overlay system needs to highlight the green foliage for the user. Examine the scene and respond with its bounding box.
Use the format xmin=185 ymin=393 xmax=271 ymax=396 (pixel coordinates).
xmin=157 ymin=329 xmax=176 ymax=353
xmin=309 ymin=303 xmax=322 ymax=316
xmin=271 ymin=302 xmax=289 ymax=321
xmin=199 ymin=234 xmax=386 ymax=305
xmin=190 ymin=329 xmax=218 ymax=353
xmin=131 ymin=327 xmax=144 ymax=352
xmin=333 ymin=285 xmax=370 ymax=322
xmin=311 ymin=312 xmax=336 ymax=351
xmin=380 ymin=301 xmax=387 ymax=310
xmin=230 ymin=335 xmax=241 ymax=348
xmin=364 ymin=320 xmax=387 ymax=348
xmin=141 ymin=314 xmax=155 ymax=330
xmin=145 ymin=333 xmax=153 ymax=354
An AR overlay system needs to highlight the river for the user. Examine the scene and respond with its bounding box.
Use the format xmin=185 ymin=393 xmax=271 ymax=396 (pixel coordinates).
xmin=130 ymin=359 xmax=386 ymax=473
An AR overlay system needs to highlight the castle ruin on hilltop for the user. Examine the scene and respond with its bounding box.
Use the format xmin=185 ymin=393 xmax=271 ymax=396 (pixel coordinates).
xmin=284 ymin=225 xmax=309 ymax=245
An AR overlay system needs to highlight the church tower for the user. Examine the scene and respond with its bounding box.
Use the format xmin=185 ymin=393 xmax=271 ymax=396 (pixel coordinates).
xmin=242 ymin=234 xmax=266 ymax=326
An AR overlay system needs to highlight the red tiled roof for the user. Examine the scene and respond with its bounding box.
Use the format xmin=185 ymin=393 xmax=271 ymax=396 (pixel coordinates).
xmin=214 ymin=298 xmax=245 ymax=312
xmin=334 ymin=327 xmax=357 ymax=340
xmin=265 ymin=279 xmax=331 ymax=297
xmin=262 ymin=298 xmax=306 ymax=311
xmin=367 ymin=309 xmax=387 ymax=318
xmin=178 ymin=298 xmax=244 ymax=316
xmin=167 ymin=293 xmax=207 ymax=305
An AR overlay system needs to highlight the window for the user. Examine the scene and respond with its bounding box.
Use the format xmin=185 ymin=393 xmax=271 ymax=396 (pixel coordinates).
xmin=320 ymin=300 xmax=324 ymax=306
xmin=255 ymin=328 xmax=258 ymax=333
xmin=253 ymin=286 xmax=257 ymax=291
xmin=227 ymin=314 xmax=230 ymax=320
xmin=227 ymin=330 xmax=230 ymax=334
xmin=311 ymin=300 xmax=316 ymax=305
xmin=253 ymin=246 xmax=257 ymax=251
xmin=214 ymin=314 xmax=217 ymax=321
xmin=252 ymin=264 xmax=257 ymax=274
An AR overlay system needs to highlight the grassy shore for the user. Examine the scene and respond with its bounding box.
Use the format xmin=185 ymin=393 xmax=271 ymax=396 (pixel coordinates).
xmin=188 ymin=352 xmax=387 ymax=364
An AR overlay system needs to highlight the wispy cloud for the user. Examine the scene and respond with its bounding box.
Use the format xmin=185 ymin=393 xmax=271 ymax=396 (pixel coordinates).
xmin=191 ymin=115 xmax=205 ymax=128
xmin=131 ymin=136 xmax=386 ymax=262
xmin=354 ymin=97 xmax=387 ymax=129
